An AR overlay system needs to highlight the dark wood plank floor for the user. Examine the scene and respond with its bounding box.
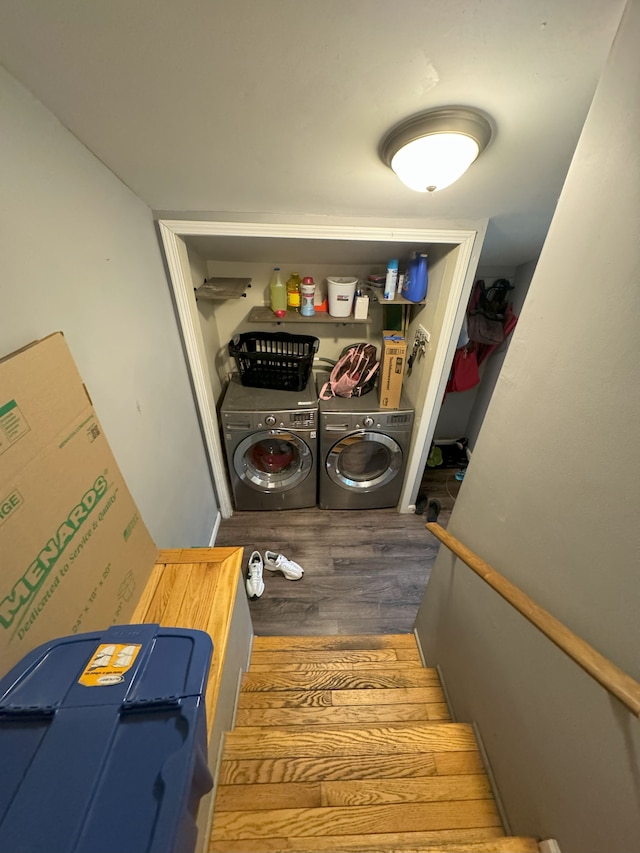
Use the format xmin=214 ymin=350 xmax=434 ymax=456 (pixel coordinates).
xmin=215 ymin=469 xmax=461 ymax=636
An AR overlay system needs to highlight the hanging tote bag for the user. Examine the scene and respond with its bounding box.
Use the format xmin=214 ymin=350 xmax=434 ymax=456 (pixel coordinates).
xmin=319 ymin=343 xmax=379 ymax=399
xmin=467 ymin=279 xmax=515 ymax=346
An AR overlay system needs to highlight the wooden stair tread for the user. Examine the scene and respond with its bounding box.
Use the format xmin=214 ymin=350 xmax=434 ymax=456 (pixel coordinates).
xmin=237 ymin=686 xmax=447 ymax=709
xmin=241 ymin=668 xmax=439 ymax=692
xmin=215 ymin=774 xmax=494 ymax=811
xmin=248 ymin=660 xmax=425 ymax=672
xmin=218 ymin=750 xmax=485 ymax=785
xmin=252 ymin=634 xmax=419 ymax=652
xmin=209 ymin=827 xmax=540 ymax=853
xmin=250 ymin=648 xmax=422 ymax=665
xmin=209 ymin=798 xmax=502 ymax=841
xmin=235 ymin=718 xmax=453 ymax=734
xmin=251 ymin=648 xmax=398 ymax=664
xmin=223 ymin=723 xmax=478 ymax=760
xmin=234 ymin=701 xmax=450 ymax=727
xmin=209 ymin=832 xmax=538 ymax=853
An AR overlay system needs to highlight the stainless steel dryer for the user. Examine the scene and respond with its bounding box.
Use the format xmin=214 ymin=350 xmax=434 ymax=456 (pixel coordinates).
xmin=221 ymin=374 xmax=317 ymax=510
xmin=317 ymin=373 xmax=414 ymax=510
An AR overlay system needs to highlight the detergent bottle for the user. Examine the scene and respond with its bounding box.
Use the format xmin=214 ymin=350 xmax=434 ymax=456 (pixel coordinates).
xmin=402 ymin=253 xmax=428 ymax=302
xmin=383 ymin=259 xmax=398 ymax=301
xmin=286 ymin=272 xmax=302 ymax=312
xmin=269 ymin=267 xmax=287 ymax=318
xmin=300 ymin=277 xmax=316 ymax=316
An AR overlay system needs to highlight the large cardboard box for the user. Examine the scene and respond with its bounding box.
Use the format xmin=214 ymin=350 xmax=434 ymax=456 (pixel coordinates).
xmin=0 ymin=333 xmax=157 ymax=675
xmin=378 ymin=331 xmax=407 ymax=409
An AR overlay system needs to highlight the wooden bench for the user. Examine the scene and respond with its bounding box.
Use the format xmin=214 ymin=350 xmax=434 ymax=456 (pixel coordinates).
xmin=131 ymin=545 xmax=252 ymax=852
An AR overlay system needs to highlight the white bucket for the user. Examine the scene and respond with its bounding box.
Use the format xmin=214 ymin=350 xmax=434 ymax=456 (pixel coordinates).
xmin=327 ymin=277 xmax=358 ymax=317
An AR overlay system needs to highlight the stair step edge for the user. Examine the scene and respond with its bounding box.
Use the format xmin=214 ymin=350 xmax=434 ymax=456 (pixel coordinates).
xmin=209 ymin=834 xmax=541 ymax=853
xmin=279 ymin=838 xmax=541 ymax=853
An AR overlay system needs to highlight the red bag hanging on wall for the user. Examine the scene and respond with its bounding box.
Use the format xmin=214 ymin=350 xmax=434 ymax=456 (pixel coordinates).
xmin=448 ymin=344 xmax=479 ymax=393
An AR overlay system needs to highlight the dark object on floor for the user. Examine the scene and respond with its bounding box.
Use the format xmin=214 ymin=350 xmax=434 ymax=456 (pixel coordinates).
xmin=430 ymin=441 xmax=469 ymax=468
xmin=415 ymin=493 xmax=429 ymax=515
xmin=426 ymin=444 xmax=443 ymax=467
xmin=427 ymin=499 xmax=441 ymax=523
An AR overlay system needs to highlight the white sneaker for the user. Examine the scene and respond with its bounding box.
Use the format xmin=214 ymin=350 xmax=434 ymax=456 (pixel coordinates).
xmin=246 ymin=551 xmax=265 ymax=599
xmin=264 ymin=551 xmax=304 ymax=580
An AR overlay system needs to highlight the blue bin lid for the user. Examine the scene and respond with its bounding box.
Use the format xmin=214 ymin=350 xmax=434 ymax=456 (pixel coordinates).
xmin=0 ymin=623 xmax=212 ymax=712
xmin=0 ymin=624 xmax=213 ymax=853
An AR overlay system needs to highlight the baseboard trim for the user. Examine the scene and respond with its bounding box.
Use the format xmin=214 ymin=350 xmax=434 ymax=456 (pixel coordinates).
xmin=229 ymin=665 xmax=245 ymax=734
xmin=539 ymin=840 xmax=562 ymax=853
xmin=208 ymin=511 xmax=221 ymax=546
xmin=435 ymin=663 xmax=457 ymax=723
xmin=472 ymin=720 xmax=512 ymax=836
xmin=413 ymin=626 xmax=428 ymax=667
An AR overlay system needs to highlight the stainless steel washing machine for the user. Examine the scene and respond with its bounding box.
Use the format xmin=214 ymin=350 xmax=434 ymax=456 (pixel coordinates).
xmin=221 ymin=374 xmax=318 ymax=510
xmin=317 ymin=373 xmax=414 ymax=510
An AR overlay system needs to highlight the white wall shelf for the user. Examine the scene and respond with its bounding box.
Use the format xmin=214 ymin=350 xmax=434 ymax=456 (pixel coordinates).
xmin=195 ymin=277 xmax=252 ymax=301
xmin=247 ymin=306 xmax=371 ymax=325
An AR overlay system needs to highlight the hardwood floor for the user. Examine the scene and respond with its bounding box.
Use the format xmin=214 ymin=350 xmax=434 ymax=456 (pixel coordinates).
xmin=215 ymin=469 xmax=461 ymax=636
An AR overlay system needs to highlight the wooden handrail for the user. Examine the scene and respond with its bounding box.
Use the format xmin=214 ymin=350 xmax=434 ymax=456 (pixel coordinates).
xmin=426 ymin=521 xmax=640 ymax=718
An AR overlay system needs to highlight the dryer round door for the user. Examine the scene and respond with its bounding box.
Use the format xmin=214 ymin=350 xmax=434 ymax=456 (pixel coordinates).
xmin=326 ymin=430 xmax=402 ymax=491
xmin=234 ymin=430 xmax=312 ymax=493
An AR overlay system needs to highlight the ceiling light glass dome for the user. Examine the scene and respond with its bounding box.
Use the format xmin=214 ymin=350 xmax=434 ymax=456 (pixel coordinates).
xmin=380 ymin=107 xmax=492 ymax=193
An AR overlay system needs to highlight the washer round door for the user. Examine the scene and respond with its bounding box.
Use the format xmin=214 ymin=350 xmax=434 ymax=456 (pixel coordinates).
xmin=326 ymin=430 xmax=402 ymax=491
xmin=234 ymin=430 xmax=312 ymax=493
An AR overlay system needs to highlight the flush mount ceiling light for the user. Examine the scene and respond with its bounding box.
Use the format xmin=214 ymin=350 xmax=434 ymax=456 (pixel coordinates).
xmin=380 ymin=107 xmax=492 ymax=193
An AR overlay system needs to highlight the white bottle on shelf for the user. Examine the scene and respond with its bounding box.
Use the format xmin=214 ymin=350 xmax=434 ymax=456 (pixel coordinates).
xmin=384 ymin=259 xmax=399 ymax=301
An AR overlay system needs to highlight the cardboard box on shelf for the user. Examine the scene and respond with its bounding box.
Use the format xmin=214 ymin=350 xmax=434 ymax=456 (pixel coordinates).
xmin=378 ymin=330 xmax=407 ymax=410
xmin=0 ymin=333 xmax=157 ymax=676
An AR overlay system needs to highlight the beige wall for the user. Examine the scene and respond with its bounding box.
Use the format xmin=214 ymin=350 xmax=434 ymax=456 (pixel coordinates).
xmin=415 ymin=2 xmax=640 ymax=851
xmin=0 ymin=68 xmax=217 ymax=547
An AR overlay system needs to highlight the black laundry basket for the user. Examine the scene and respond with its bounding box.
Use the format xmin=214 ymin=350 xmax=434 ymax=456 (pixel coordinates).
xmin=229 ymin=331 xmax=319 ymax=391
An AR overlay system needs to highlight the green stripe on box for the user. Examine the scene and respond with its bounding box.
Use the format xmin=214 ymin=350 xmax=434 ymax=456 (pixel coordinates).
xmin=0 ymin=400 xmax=17 ymax=419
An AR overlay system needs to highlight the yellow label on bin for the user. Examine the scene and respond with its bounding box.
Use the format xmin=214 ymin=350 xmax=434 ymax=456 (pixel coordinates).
xmin=78 ymin=643 xmax=142 ymax=686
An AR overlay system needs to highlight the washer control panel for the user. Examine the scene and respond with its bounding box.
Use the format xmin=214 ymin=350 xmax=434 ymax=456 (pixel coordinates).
xmin=257 ymin=410 xmax=317 ymax=429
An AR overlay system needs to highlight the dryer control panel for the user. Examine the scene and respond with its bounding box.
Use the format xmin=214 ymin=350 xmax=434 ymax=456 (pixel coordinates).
xmin=322 ymin=410 xmax=414 ymax=432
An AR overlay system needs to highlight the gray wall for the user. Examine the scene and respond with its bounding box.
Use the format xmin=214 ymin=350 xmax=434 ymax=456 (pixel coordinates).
xmin=0 ymin=68 xmax=217 ymax=547
xmin=415 ymin=2 xmax=640 ymax=851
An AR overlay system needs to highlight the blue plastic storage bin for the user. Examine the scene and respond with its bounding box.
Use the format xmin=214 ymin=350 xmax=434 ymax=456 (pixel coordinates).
xmin=0 ymin=623 xmax=213 ymax=853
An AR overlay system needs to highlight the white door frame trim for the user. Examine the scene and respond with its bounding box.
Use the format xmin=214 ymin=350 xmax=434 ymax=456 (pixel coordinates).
xmin=157 ymin=217 xmax=484 ymax=519
xmin=158 ymin=221 xmax=233 ymax=518
xmin=399 ymin=230 xmax=481 ymax=509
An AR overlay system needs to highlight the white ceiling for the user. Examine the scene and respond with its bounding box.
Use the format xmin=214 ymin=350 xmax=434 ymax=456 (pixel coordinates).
xmin=0 ymin=0 xmax=626 ymax=266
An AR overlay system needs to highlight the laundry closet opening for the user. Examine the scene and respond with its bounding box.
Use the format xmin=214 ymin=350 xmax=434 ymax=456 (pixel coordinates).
xmin=157 ymin=217 xmax=487 ymax=520
xmin=421 ymin=259 xmax=537 ymax=515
